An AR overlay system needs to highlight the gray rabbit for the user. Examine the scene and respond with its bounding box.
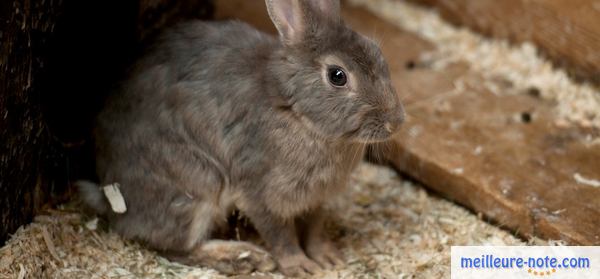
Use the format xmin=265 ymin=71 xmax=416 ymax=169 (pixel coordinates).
xmin=80 ymin=0 xmax=404 ymax=276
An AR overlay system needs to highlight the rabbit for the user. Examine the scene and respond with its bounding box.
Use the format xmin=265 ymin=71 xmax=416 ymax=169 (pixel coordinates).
xmin=79 ymin=0 xmax=404 ymax=277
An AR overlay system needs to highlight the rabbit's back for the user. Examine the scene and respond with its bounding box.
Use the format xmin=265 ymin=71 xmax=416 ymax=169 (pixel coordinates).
xmin=152 ymin=21 xmax=276 ymax=83
xmin=95 ymin=21 xmax=276 ymax=207
xmin=96 ymin=20 xmax=277 ymax=178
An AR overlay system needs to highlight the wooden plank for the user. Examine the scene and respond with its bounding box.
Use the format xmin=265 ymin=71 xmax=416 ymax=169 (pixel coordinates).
xmin=408 ymin=0 xmax=600 ymax=84
xmin=380 ymin=76 xmax=600 ymax=244
xmin=346 ymin=5 xmax=600 ymax=245
xmin=215 ymin=0 xmax=600 ymax=244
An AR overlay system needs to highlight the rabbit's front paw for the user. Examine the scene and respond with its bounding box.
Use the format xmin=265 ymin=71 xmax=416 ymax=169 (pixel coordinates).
xmin=305 ymin=239 xmax=344 ymax=270
xmin=277 ymin=253 xmax=323 ymax=278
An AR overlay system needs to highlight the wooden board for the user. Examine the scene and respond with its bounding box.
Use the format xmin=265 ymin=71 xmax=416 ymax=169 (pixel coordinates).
xmin=344 ymin=4 xmax=600 ymax=245
xmin=378 ymin=73 xmax=600 ymax=244
xmin=349 ymin=5 xmax=600 ymax=245
xmin=215 ymin=0 xmax=600 ymax=245
xmin=408 ymin=0 xmax=600 ymax=85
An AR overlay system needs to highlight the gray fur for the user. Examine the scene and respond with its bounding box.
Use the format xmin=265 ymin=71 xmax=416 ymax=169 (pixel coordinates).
xmin=77 ymin=180 xmax=109 ymax=215
xmin=87 ymin=0 xmax=403 ymax=276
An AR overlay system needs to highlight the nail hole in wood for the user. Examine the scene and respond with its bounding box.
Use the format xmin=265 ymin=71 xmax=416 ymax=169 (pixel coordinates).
xmin=527 ymin=87 xmax=541 ymax=98
xmin=521 ymin=112 xmax=532 ymax=123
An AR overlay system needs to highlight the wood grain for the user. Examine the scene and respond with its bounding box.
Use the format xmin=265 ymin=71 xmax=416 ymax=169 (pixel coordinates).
xmin=408 ymin=0 xmax=600 ymax=84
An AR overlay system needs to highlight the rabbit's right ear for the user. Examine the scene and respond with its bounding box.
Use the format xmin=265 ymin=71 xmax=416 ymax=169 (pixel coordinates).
xmin=266 ymin=0 xmax=306 ymax=44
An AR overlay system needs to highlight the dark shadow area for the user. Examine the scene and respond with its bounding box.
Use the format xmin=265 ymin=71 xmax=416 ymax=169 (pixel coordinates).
xmin=0 ymin=0 xmax=214 ymax=244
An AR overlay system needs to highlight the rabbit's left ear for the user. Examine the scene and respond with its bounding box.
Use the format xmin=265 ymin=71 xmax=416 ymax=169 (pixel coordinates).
xmin=266 ymin=0 xmax=341 ymax=45
xmin=308 ymin=0 xmax=340 ymax=22
xmin=266 ymin=0 xmax=306 ymax=44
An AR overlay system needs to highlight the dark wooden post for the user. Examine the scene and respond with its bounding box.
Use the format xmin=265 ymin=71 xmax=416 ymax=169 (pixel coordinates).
xmin=0 ymin=0 xmax=214 ymax=244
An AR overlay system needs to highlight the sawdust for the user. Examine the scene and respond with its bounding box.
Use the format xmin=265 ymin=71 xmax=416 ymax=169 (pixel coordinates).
xmin=348 ymin=0 xmax=600 ymax=129
xmin=0 ymin=163 xmax=525 ymax=278
xmin=573 ymin=173 xmax=600 ymax=188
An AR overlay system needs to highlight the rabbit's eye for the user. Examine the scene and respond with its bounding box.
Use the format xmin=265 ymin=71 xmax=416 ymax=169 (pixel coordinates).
xmin=327 ymin=66 xmax=347 ymax=87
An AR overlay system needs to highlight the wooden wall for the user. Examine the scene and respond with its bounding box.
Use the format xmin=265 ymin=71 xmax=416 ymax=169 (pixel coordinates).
xmin=0 ymin=0 xmax=213 ymax=244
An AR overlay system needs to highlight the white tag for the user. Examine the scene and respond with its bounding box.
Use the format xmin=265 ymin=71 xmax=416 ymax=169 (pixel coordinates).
xmin=102 ymin=183 xmax=127 ymax=213
xmin=237 ymin=251 xmax=251 ymax=259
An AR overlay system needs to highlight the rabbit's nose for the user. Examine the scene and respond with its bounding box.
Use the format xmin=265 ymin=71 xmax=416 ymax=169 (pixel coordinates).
xmin=384 ymin=107 xmax=405 ymax=133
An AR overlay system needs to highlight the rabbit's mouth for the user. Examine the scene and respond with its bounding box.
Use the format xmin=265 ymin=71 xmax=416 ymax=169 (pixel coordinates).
xmin=344 ymin=106 xmax=405 ymax=143
xmin=345 ymin=121 xmax=402 ymax=143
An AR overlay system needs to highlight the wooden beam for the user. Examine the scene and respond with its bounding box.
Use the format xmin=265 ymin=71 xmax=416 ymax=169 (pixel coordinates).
xmin=408 ymin=0 xmax=600 ymax=85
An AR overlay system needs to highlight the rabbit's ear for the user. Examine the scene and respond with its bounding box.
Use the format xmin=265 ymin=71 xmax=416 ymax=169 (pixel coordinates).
xmin=266 ymin=0 xmax=306 ymax=44
xmin=266 ymin=0 xmax=341 ymax=44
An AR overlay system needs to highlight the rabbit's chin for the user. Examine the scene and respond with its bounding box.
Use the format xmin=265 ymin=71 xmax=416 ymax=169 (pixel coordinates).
xmin=351 ymin=135 xmax=395 ymax=144
xmin=344 ymin=128 xmax=398 ymax=144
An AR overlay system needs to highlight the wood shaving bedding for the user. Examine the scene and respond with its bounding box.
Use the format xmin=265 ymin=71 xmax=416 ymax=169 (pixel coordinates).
xmin=0 ymin=163 xmax=525 ymax=278
xmin=573 ymin=173 xmax=600 ymax=188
